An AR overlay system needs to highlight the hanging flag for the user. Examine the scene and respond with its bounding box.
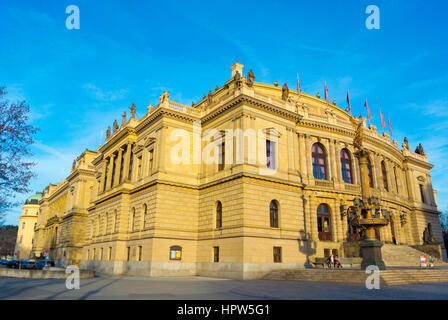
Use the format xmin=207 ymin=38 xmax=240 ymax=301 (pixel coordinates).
xmin=364 ymin=99 xmax=372 ymax=120
xmin=324 ymin=81 xmax=329 ymax=107
xmin=388 ymin=117 xmax=393 ymax=137
xmin=346 ymin=90 xmax=352 ymax=113
xmin=379 ymin=108 xmax=386 ymax=128
xmin=297 ymin=73 xmax=301 ymax=100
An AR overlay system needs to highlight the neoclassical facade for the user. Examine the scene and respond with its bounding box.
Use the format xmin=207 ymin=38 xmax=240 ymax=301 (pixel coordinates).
xmin=29 ymin=63 xmax=446 ymax=279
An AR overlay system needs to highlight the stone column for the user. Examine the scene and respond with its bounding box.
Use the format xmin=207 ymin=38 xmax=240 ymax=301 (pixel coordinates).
xmin=106 ymin=154 xmax=116 ymax=190
xmin=100 ymin=159 xmax=108 ymax=192
xmin=298 ymin=133 xmax=307 ymax=178
xmin=309 ymin=195 xmax=318 ymax=241
xmin=293 ymin=131 xmax=300 ymax=173
xmin=157 ymin=126 xmax=167 ymax=173
xmin=334 ymin=141 xmax=342 ymax=182
xmin=330 ymin=201 xmax=339 ymax=242
xmin=287 ymin=128 xmax=294 ymax=172
xmin=114 ymin=148 xmax=123 ymax=187
xmin=305 ymin=135 xmax=313 ymax=179
xmin=123 ymin=143 xmax=132 ymax=182
xmin=328 ymin=140 xmax=335 ymax=181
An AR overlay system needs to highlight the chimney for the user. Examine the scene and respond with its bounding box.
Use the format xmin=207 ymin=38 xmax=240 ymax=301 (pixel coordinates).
xmin=230 ymin=62 xmax=244 ymax=78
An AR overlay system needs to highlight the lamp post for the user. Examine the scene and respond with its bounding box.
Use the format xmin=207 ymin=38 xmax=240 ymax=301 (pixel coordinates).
xmin=340 ymin=118 xmax=392 ymax=270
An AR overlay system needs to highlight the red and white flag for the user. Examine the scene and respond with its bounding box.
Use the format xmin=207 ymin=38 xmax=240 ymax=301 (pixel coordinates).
xmin=388 ymin=117 xmax=393 ymax=137
xmin=346 ymin=90 xmax=352 ymax=113
xmin=324 ymin=81 xmax=329 ymax=107
xmin=364 ymin=99 xmax=372 ymax=120
xmin=297 ymin=73 xmax=301 ymax=100
xmin=379 ymin=108 xmax=386 ymax=128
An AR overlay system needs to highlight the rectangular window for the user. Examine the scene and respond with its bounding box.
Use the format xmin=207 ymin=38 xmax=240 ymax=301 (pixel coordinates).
xmin=218 ymin=142 xmax=225 ymax=171
xmin=93 ymin=248 xmax=96 ymax=260
xmin=419 ymin=184 xmax=426 ymax=204
xmin=103 ymin=160 xmax=109 ymax=191
xmin=273 ymin=247 xmax=282 ymax=263
xmin=108 ymin=247 xmax=112 ymax=260
xmin=22 ymin=222 xmax=25 ymax=229
xmin=119 ymin=147 xmax=126 ymax=183
xmin=127 ymin=247 xmax=130 ymax=261
xmin=266 ymin=140 xmax=276 ymax=169
xmin=110 ymin=155 xmax=116 ymax=187
xmin=138 ymin=246 xmax=143 ymax=261
xmin=137 ymin=155 xmax=142 ymax=177
xmin=213 ymin=246 xmax=220 ymax=262
xmin=128 ymin=146 xmax=134 ymax=181
xmin=149 ymin=149 xmax=154 ymax=173
xmin=100 ymin=248 xmax=104 ymax=260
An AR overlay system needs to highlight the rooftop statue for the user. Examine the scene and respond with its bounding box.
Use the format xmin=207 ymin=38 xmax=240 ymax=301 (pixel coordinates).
xmin=234 ymin=70 xmax=243 ymax=88
xmin=402 ymin=137 xmax=409 ymax=150
xmin=415 ymin=143 xmax=425 ymax=155
xmin=113 ymin=120 xmax=119 ymax=133
xmin=207 ymin=90 xmax=213 ymax=104
xmin=106 ymin=126 xmax=111 ymax=139
xmin=122 ymin=111 xmax=127 ymax=127
xmin=130 ymin=102 xmax=137 ymax=119
xmin=247 ymin=69 xmax=255 ymax=87
xmin=160 ymin=91 xmax=169 ymax=104
xmin=282 ymin=83 xmax=289 ymax=101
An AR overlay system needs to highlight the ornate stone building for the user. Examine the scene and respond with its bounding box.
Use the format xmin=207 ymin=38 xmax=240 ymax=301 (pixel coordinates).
xmin=28 ymin=63 xmax=446 ymax=279
xmin=15 ymin=192 xmax=42 ymax=259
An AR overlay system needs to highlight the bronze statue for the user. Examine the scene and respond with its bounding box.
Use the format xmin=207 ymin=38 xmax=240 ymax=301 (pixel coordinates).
xmin=106 ymin=126 xmax=111 ymax=139
xmin=282 ymin=83 xmax=289 ymax=101
xmin=415 ymin=143 xmax=425 ymax=155
xmin=130 ymin=103 xmax=137 ymax=119
xmin=247 ymin=69 xmax=255 ymax=87
xmin=113 ymin=120 xmax=119 ymax=133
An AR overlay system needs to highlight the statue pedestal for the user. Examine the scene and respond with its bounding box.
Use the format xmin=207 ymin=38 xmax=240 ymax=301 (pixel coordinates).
xmin=360 ymin=239 xmax=386 ymax=270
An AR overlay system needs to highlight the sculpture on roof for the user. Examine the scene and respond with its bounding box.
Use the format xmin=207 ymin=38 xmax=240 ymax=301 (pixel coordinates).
xmin=402 ymin=137 xmax=409 ymax=150
xmin=247 ymin=69 xmax=255 ymax=87
xmin=160 ymin=91 xmax=169 ymax=104
xmin=234 ymin=70 xmax=243 ymax=88
xmin=72 ymin=160 xmax=76 ymax=171
xmin=106 ymin=126 xmax=111 ymax=139
xmin=122 ymin=111 xmax=127 ymax=127
xmin=207 ymin=90 xmax=213 ymax=105
xmin=282 ymin=83 xmax=289 ymax=101
xmin=113 ymin=120 xmax=119 ymax=133
xmin=415 ymin=143 xmax=425 ymax=155
xmin=130 ymin=103 xmax=137 ymax=119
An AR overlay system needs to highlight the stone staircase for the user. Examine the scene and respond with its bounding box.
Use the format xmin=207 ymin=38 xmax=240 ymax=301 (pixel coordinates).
xmin=382 ymin=244 xmax=448 ymax=267
xmin=263 ymin=268 xmax=448 ymax=285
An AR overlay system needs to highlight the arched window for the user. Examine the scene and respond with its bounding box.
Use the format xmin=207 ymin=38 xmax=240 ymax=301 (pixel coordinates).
xmin=367 ymin=158 xmax=374 ymax=188
xmin=312 ymin=143 xmax=327 ymax=180
xmin=143 ymin=204 xmax=148 ymax=229
xmin=317 ymin=204 xmax=332 ymax=241
xmin=270 ymin=200 xmax=279 ymax=228
xmin=340 ymin=149 xmax=353 ymax=184
xmin=170 ymin=245 xmax=182 ymax=260
xmin=216 ymin=201 xmax=222 ymax=229
xmin=381 ymin=161 xmax=388 ymax=191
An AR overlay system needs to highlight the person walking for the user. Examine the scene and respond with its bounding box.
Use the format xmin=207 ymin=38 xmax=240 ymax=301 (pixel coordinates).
xmin=334 ymin=255 xmax=342 ymax=268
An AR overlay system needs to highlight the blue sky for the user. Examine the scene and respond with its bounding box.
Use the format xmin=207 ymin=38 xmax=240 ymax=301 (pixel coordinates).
xmin=1 ymin=0 xmax=447 ymax=225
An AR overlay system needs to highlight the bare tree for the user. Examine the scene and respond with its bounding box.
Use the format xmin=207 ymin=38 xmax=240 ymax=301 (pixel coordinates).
xmin=0 ymin=87 xmax=39 ymax=224
xmin=440 ymin=207 xmax=448 ymax=231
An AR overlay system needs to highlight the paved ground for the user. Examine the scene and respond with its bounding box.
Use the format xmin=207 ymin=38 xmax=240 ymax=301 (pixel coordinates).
xmin=1 ymin=275 xmax=448 ymax=299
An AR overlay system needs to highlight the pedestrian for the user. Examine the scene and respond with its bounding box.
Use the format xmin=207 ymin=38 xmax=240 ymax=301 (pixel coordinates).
xmin=330 ymin=254 xmax=334 ymax=269
xmin=429 ymin=255 xmax=434 ymax=268
xmin=334 ymin=255 xmax=342 ymax=268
